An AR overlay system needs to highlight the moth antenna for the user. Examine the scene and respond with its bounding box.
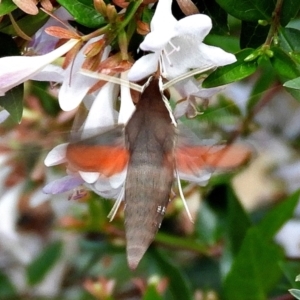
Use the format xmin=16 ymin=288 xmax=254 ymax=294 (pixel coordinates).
xmin=158 ymin=77 xmax=177 ymax=127
xmin=175 ymin=170 xmax=194 ymax=223
xmin=107 ymin=187 xmax=124 ymax=221
xmin=162 ymin=66 xmax=216 ymax=90
xmin=79 ymin=70 xmax=143 ymax=92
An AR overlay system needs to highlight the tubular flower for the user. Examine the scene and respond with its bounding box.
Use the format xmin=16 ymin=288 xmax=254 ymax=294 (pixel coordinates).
xmin=43 ymin=75 xmax=135 ymax=199
xmin=128 ymin=0 xmax=236 ymax=82
xmin=0 ymin=39 xmax=80 ymax=97
xmin=127 ymin=0 xmax=236 ymax=117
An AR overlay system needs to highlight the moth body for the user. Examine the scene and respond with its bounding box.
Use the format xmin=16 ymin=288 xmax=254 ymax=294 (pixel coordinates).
xmin=65 ymin=76 xmax=251 ymax=270
xmin=124 ymin=78 xmax=176 ymax=269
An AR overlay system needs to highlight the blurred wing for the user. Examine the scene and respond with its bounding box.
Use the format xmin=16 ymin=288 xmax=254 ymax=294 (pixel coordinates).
xmin=66 ymin=125 xmax=129 ymax=177
xmin=175 ymin=126 xmax=251 ymax=183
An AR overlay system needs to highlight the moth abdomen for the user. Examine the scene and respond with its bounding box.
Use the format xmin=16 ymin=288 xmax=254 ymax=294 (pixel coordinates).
xmin=124 ymin=163 xmax=173 ymax=269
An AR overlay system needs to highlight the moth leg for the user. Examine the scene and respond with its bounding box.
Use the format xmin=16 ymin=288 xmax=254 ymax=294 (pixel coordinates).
xmin=175 ymin=169 xmax=194 ymax=223
xmin=108 ymin=187 xmax=124 ymax=221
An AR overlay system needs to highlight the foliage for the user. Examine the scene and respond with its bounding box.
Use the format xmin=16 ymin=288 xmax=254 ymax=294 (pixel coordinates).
xmin=0 ymin=0 xmax=300 ymax=299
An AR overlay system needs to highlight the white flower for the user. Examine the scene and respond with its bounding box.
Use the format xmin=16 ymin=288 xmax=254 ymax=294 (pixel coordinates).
xmin=0 ymin=39 xmax=79 ymax=96
xmin=127 ymin=0 xmax=236 ymax=118
xmin=43 ymin=74 xmax=135 ymax=199
xmin=128 ymin=0 xmax=236 ymax=82
xmin=0 ymin=110 xmax=10 ymax=123
xmin=58 ymin=38 xmax=111 ymax=111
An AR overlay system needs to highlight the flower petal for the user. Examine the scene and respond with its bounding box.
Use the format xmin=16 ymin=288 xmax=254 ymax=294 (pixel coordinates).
xmin=31 ymin=64 xmax=65 ymax=82
xmin=0 ymin=110 xmax=10 ymax=123
xmin=118 ymin=72 xmax=135 ymax=124
xmin=0 ymin=39 xmax=79 ymax=95
xmin=193 ymin=85 xmax=225 ymax=98
xmin=140 ymin=29 xmax=176 ymax=52
xmin=150 ymin=0 xmax=176 ymax=31
xmin=29 ymin=7 xmax=73 ymax=54
xmin=44 ymin=143 xmax=68 ymax=166
xmin=173 ymin=100 xmax=190 ymax=119
xmin=174 ymin=78 xmax=224 ymax=98
xmin=43 ymin=174 xmax=84 ymax=194
xmin=0 ymin=183 xmax=24 ymax=240
xmin=58 ymin=40 xmax=110 ymax=111
xmin=127 ymin=53 xmax=159 ymax=81
xmin=175 ymin=14 xmax=212 ymax=38
xmin=89 ymin=177 xmax=122 ymax=199
xmin=109 ymin=169 xmax=127 ymax=189
xmin=58 ymin=64 xmax=97 ymax=111
xmin=161 ymin=38 xmax=215 ymax=78
xmin=139 ymin=0 xmax=176 ymax=51
xmin=198 ymin=43 xmax=237 ymax=66
xmin=81 ymin=81 xmax=119 ymax=138
xmin=79 ymin=171 xmax=99 ymax=183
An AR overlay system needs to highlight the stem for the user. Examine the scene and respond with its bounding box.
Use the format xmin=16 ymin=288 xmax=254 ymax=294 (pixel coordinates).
xmin=155 ymin=232 xmax=214 ymax=256
xmin=264 ymin=0 xmax=284 ymax=47
xmin=81 ymin=24 xmax=110 ymax=42
xmin=117 ymin=0 xmax=143 ymax=33
xmin=82 ymin=1 xmax=143 ymax=48
xmin=105 ymin=226 xmax=215 ymax=256
xmin=8 ymin=13 xmax=31 ymax=41
xmin=242 ymin=83 xmax=281 ymax=134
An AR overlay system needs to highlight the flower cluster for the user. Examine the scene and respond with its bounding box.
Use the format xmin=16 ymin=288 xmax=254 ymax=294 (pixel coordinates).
xmin=128 ymin=0 xmax=236 ymax=117
xmin=0 ymin=0 xmax=236 ymax=201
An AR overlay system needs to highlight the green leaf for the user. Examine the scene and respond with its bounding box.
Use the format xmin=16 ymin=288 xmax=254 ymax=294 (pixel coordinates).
xmin=286 ymin=87 xmax=300 ymax=102
xmin=0 ymin=33 xmax=23 ymax=123
xmin=0 ymin=270 xmax=17 ymax=298
xmin=87 ymin=196 xmax=107 ymax=231
xmin=205 ymin=34 xmax=240 ymax=54
xmin=151 ymin=248 xmax=193 ymax=300
xmin=57 ymin=0 xmax=106 ymax=28
xmin=270 ymin=47 xmax=300 ymax=80
xmin=0 ymin=84 xmax=23 ymax=123
xmin=194 ymin=95 xmax=242 ymax=130
xmin=284 ymin=77 xmax=300 ymax=89
xmin=142 ymin=6 xmax=154 ymax=23
xmin=289 ymin=289 xmax=300 ymax=299
xmin=226 ymin=186 xmax=251 ymax=255
xmin=223 ymin=228 xmax=283 ymax=299
xmin=195 ymin=201 xmax=219 ymax=246
xmin=240 ymin=21 xmax=270 ymax=49
xmin=279 ymin=27 xmax=300 ymax=62
xmin=143 ymin=285 xmax=163 ymax=300
xmin=202 ymin=49 xmax=258 ymax=88
xmin=257 ymin=190 xmax=300 ymax=240
xmin=282 ymin=77 xmax=300 ymax=102
xmin=0 ymin=0 xmax=17 ymax=16
xmin=31 ymin=82 xmax=60 ymax=116
xmin=199 ymin=0 xmax=229 ymax=35
xmin=246 ymin=62 xmax=276 ymax=113
xmin=280 ymin=261 xmax=300 ymax=287
xmin=26 ymin=241 xmax=63 ymax=286
xmin=0 ymin=10 xmax=49 ymax=37
xmin=280 ymin=0 xmax=300 ymax=26
xmin=155 ymin=232 xmax=208 ymax=256
xmin=216 ymin=0 xmax=275 ymax=22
